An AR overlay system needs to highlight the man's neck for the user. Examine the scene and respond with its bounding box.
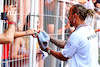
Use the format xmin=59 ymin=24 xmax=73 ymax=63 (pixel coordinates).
xmin=74 ymin=21 xmax=85 ymax=29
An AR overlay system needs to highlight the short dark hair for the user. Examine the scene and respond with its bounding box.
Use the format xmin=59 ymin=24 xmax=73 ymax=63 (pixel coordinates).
xmin=4 ymin=0 xmax=16 ymax=6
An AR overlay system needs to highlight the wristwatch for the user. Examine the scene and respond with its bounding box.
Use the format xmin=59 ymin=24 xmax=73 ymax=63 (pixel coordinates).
xmin=47 ymin=48 xmax=52 ymax=55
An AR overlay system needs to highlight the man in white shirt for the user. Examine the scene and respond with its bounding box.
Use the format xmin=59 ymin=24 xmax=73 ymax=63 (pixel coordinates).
xmin=38 ymin=4 xmax=99 ymax=67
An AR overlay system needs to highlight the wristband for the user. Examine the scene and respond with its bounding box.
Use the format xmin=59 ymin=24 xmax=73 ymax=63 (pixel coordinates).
xmin=8 ymin=21 xmax=16 ymax=26
xmin=98 ymin=29 xmax=100 ymax=32
xmin=47 ymin=48 xmax=52 ymax=55
xmin=5 ymin=20 xmax=9 ymax=23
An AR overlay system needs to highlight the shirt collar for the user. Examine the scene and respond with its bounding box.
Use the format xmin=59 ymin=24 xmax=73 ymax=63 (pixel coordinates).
xmin=75 ymin=23 xmax=88 ymax=30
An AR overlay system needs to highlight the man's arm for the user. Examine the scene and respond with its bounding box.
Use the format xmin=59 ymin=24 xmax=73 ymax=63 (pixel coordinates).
xmin=51 ymin=50 xmax=68 ymax=61
xmin=50 ymin=36 xmax=67 ymax=48
xmin=44 ymin=47 xmax=68 ymax=61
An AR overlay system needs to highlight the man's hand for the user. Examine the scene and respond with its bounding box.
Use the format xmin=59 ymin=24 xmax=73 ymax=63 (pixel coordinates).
xmin=38 ymin=38 xmax=50 ymax=52
xmin=39 ymin=43 xmax=49 ymax=52
xmin=39 ymin=46 xmax=52 ymax=55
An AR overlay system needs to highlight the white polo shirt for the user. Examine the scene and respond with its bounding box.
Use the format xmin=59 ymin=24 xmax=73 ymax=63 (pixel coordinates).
xmin=62 ymin=24 xmax=99 ymax=67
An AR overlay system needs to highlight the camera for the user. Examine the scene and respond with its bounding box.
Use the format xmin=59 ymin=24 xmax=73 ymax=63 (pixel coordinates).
xmin=1 ymin=12 xmax=8 ymax=20
xmin=1 ymin=12 xmax=8 ymax=29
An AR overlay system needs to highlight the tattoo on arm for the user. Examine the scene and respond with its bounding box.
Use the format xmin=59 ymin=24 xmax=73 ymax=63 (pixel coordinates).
xmin=50 ymin=36 xmax=67 ymax=48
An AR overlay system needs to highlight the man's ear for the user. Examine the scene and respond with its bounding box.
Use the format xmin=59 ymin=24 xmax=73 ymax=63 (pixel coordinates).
xmin=74 ymin=13 xmax=79 ymax=18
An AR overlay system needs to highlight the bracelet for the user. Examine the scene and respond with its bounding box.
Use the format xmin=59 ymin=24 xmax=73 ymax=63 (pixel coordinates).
xmin=25 ymin=31 xmax=28 ymax=35
xmin=8 ymin=21 xmax=16 ymax=26
xmin=43 ymin=47 xmax=52 ymax=55
xmin=47 ymin=48 xmax=52 ymax=55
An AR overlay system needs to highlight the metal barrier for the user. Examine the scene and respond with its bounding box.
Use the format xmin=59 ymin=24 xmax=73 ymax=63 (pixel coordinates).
xmin=0 ymin=0 xmax=100 ymax=67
